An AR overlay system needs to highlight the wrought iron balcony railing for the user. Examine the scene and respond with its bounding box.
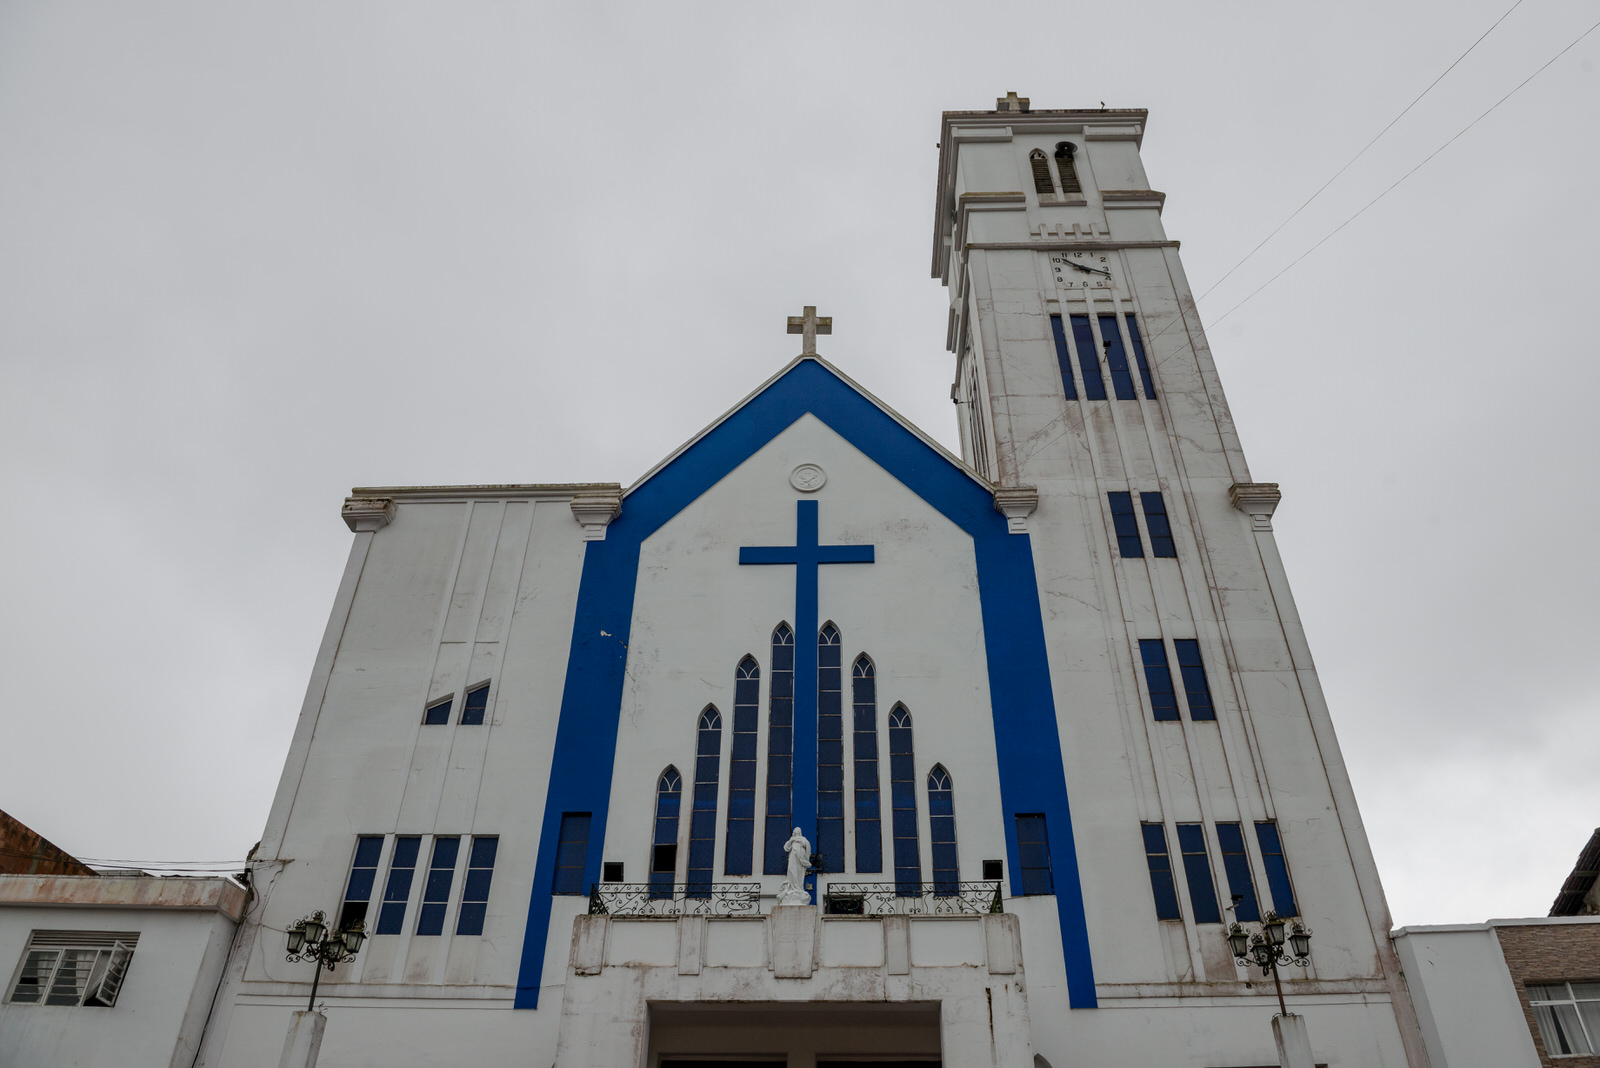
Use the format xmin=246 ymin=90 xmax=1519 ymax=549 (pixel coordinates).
xmin=588 ymin=882 xmax=761 ymax=917
xmin=821 ymin=881 xmax=1003 ymax=916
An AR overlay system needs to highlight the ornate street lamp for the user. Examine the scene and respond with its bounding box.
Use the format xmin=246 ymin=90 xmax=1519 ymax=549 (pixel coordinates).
xmin=1226 ymin=911 xmax=1312 ymax=1017
xmin=285 ymin=910 xmax=366 ymax=1012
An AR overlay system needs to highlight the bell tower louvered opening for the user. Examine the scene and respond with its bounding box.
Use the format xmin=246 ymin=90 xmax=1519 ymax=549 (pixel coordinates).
xmin=1028 ymin=149 xmax=1055 ymax=195
xmin=1054 ymin=142 xmax=1081 ymax=193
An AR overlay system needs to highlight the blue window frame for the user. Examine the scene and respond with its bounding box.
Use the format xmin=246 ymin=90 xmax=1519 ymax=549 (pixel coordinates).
xmin=1139 ymin=639 xmax=1180 ymax=721
xmin=763 ymin=623 xmax=796 ymax=876
xmin=459 ymin=683 xmax=489 ymax=725
xmin=1255 ymin=821 xmax=1299 ymax=916
xmin=417 ymin=836 xmax=460 ymax=936
xmin=1069 ymin=315 xmax=1108 ymax=400
xmin=650 ymin=768 xmax=682 ymax=899
xmin=687 ymin=708 xmax=721 ymax=896
xmin=888 ymin=705 xmax=921 ymax=894
xmin=552 ymin=813 xmax=591 ymax=896
xmin=1125 ymin=314 xmax=1155 ymax=397
xmin=1215 ymin=823 xmax=1259 ymax=923
xmin=1097 ymin=314 xmax=1137 ymax=400
xmin=1176 ymin=823 xmax=1221 ymax=924
xmin=928 ymin=765 xmax=958 ymax=896
xmin=724 ymin=657 xmax=759 ymax=876
xmin=816 ymin=624 xmax=844 ymax=873
xmin=852 ymin=655 xmax=882 ymax=873
xmin=376 ymin=836 xmax=421 ymax=934
xmin=1048 ymin=316 xmax=1079 ymax=400
xmin=1140 ymin=492 xmax=1176 ymax=558
xmin=1140 ymin=823 xmax=1181 ymax=920
xmin=1109 ymin=492 xmax=1143 ymax=558
xmin=1016 ymin=814 xmax=1053 ymax=895
xmin=423 ymin=698 xmax=451 ymax=726
xmin=339 ymin=835 xmax=383 ymax=930
xmin=456 ymin=836 xmax=497 ymax=936
xmin=1174 ymin=640 xmax=1215 ymax=721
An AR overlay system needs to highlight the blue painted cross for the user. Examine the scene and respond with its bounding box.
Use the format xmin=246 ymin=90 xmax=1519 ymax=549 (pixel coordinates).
xmin=739 ymin=499 xmax=873 ymax=872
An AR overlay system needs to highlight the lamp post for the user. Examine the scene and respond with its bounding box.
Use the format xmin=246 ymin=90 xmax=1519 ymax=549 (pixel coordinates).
xmin=1226 ymin=911 xmax=1312 ymax=1017
xmin=285 ymin=910 xmax=366 ymax=1012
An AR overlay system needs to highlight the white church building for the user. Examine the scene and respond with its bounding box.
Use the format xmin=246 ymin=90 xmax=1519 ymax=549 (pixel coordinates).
xmin=151 ymin=97 xmax=1429 ymax=1067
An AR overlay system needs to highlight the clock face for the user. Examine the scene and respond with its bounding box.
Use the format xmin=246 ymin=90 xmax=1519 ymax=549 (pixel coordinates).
xmin=1049 ymin=250 xmax=1115 ymax=290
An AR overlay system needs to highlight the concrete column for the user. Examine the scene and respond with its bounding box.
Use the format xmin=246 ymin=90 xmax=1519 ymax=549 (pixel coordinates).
xmin=1273 ymin=1014 xmax=1314 ymax=1068
xmin=277 ymin=1011 xmax=325 ymax=1068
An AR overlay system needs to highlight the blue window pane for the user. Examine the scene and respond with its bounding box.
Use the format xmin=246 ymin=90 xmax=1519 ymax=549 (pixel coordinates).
xmin=376 ymin=836 xmax=422 ymax=934
xmin=1098 ymin=315 xmax=1137 ymax=399
xmin=652 ymin=768 xmax=683 ymax=899
xmin=1176 ymin=823 xmax=1221 ymax=924
xmin=852 ymin=656 xmax=882 ymax=873
xmin=1256 ymin=822 xmax=1299 ymax=917
xmin=889 ymin=707 xmax=921 ymax=891
xmin=353 ymin=836 xmax=383 ymax=868
xmin=423 ymin=700 xmax=451 ymax=726
xmin=1049 ymin=315 xmax=1079 ymax=400
xmin=1109 ymin=492 xmax=1143 ymax=558
xmin=456 ymin=835 xmax=498 ymax=936
xmin=764 ymin=625 xmax=796 ymax=876
xmin=345 ymin=867 xmax=375 ymax=903
xmin=460 ymin=684 xmax=489 ymax=725
xmin=1141 ymin=824 xmax=1181 ymax=920
xmin=552 ymin=815 xmax=590 ymax=896
xmin=340 ymin=834 xmax=385 ymax=930
xmin=1139 ymin=639 xmax=1180 ymax=721
xmin=1216 ymin=822 xmax=1260 ymax=922
xmin=725 ymin=657 xmax=759 ymax=876
xmin=1174 ymin=640 xmax=1215 ymax=720
xmin=463 ymin=869 xmax=493 ymax=901
xmin=1015 ymin=815 xmax=1053 ymax=895
xmin=688 ymin=706 xmax=721 ymax=895
xmin=1070 ymin=315 xmax=1107 ymax=400
xmin=455 ymin=902 xmax=486 ymax=936
xmin=1125 ymin=315 xmax=1156 ymax=397
xmin=818 ymin=625 xmax=845 ymax=873
xmin=1140 ymin=493 xmax=1177 ymax=558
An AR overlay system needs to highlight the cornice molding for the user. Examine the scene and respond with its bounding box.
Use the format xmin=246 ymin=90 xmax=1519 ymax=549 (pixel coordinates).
xmin=1229 ymin=482 xmax=1282 ymax=532
xmin=342 ymin=497 xmax=396 ymax=533
xmin=571 ymin=490 xmax=623 ymax=541
xmin=993 ymin=485 xmax=1039 ymax=535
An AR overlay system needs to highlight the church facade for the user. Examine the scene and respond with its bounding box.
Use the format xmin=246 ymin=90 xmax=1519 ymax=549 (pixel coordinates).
xmin=189 ymin=98 xmax=1430 ymax=1067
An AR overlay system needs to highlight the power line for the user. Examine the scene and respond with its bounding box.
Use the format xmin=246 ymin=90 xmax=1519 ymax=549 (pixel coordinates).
xmin=1197 ymin=0 xmax=1527 ymax=303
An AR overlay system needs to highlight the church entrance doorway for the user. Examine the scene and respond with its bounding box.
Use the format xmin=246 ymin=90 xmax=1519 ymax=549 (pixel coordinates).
xmin=647 ymin=1002 xmax=943 ymax=1068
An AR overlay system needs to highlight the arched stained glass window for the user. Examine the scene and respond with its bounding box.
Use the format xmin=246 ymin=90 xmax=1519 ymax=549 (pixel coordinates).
xmin=763 ymin=623 xmax=796 ymax=875
xmin=852 ymin=655 xmax=882 ymax=873
xmin=928 ymin=765 xmax=958 ymax=897
xmin=687 ymin=707 xmax=721 ymax=897
xmin=817 ymin=624 xmax=844 ymax=873
xmin=651 ymin=767 xmax=682 ymax=900
xmin=888 ymin=705 xmax=921 ymax=895
xmin=724 ymin=657 xmax=760 ymax=876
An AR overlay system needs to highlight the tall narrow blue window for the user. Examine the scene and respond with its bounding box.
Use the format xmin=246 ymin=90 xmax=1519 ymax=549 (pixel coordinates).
xmin=888 ymin=706 xmax=921 ymax=894
xmin=552 ymin=813 xmax=591 ymax=896
xmin=1097 ymin=314 xmax=1137 ymax=400
xmin=376 ymin=836 xmax=421 ymax=934
xmin=650 ymin=768 xmax=682 ymax=899
xmin=456 ymin=836 xmax=497 ymax=936
xmin=724 ymin=657 xmax=759 ymax=876
xmin=1215 ymin=823 xmax=1259 ymax=923
xmin=817 ymin=624 xmax=844 ymax=873
xmin=687 ymin=708 xmax=721 ymax=896
xmin=1139 ymin=639 xmax=1180 ymax=721
xmin=1125 ymin=314 xmax=1156 ymax=397
xmin=1174 ymin=639 xmax=1215 ymax=721
xmin=459 ymin=683 xmax=489 ymax=725
xmin=1016 ymin=814 xmax=1053 ymax=895
xmin=1048 ymin=315 xmax=1079 ymax=400
xmin=1109 ymin=492 xmax=1143 ymax=557
xmin=852 ymin=655 xmax=883 ymax=873
xmin=1176 ymin=823 xmax=1221 ymax=924
xmin=339 ymin=835 xmax=383 ymax=930
xmin=1255 ymin=821 xmax=1300 ymax=917
xmin=417 ymin=836 xmax=460 ymax=936
xmin=1069 ymin=315 xmax=1108 ymax=400
xmin=928 ymin=765 xmax=958 ymax=897
xmin=1140 ymin=823 xmax=1181 ymax=920
xmin=763 ymin=623 xmax=796 ymax=875
xmin=1140 ymin=492 xmax=1177 ymax=558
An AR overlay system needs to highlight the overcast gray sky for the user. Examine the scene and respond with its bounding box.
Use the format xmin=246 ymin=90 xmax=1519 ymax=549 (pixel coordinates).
xmin=2 ymin=0 xmax=1596 ymax=927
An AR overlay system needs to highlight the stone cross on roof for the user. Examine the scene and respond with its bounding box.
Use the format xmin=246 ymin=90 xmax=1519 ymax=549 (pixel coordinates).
xmin=996 ymin=91 xmax=1030 ymax=112
xmin=786 ymin=306 xmax=832 ymax=356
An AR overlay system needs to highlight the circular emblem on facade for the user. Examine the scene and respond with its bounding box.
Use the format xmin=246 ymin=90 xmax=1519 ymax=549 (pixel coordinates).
xmin=789 ymin=464 xmax=827 ymax=493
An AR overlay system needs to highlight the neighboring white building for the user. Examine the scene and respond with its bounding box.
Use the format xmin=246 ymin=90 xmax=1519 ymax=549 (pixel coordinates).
xmin=12 ymin=96 xmax=1453 ymax=1067
xmin=0 ymin=874 xmax=244 ymax=1068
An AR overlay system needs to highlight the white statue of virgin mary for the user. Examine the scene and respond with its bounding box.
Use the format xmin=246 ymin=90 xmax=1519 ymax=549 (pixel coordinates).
xmin=777 ymin=826 xmax=812 ymax=905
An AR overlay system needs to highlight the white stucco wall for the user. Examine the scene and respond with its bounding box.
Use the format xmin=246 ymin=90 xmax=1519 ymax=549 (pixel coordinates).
xmin=1391 ymin=923 xmax=1541 ymax=1068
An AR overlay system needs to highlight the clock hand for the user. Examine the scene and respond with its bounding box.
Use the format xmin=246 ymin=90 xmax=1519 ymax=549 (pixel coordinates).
xmin=1067 ymin=260 xmax=1111 ymax=277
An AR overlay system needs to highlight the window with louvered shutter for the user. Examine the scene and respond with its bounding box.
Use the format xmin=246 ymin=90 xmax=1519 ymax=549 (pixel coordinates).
xmin=8 ymin=931 xmax=139 ymax=1007
xmin=1028 ymin=150 xmax=1055 ymax=195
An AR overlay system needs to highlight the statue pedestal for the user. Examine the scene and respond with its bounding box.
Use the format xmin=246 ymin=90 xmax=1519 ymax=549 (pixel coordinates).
xmin=1272 ymin=1013 xmax=1314 ymax=1068
xmin=770 ymin=904 xmax=816 ymax=978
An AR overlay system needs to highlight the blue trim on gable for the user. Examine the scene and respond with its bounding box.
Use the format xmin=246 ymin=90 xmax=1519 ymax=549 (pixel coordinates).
xmin=513 ymin=359 xmax=1098 ymax=1009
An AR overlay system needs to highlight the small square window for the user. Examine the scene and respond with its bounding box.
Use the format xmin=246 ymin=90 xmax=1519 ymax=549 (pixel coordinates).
xmin=460 ymin=683 xmax=489 ymax=725
xmin=602 ymin=861 xmax=624 ymax=883
xmin=423 ymin=699 xmax=451 ymax=726
xmin=982 ymin=859 xmax=1004 ymax=881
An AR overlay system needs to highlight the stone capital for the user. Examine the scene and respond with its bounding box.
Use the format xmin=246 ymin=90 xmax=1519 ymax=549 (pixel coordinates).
xmin=341 ymin=497 xmax=396 ymax=533
xmin=570 ymin=491 xmax=623 ymax=541
xmin=993 ymin=485 xmax=1039 ymax=535
xmin=1228 ymin=482 xmax=1281 ymax=532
